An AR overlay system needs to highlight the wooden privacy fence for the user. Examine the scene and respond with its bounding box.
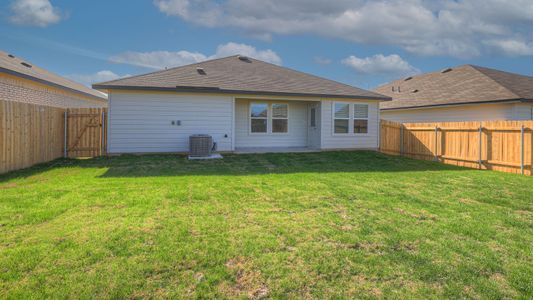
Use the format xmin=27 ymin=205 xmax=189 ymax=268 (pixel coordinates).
xmin=380 ymin=120 xmax=533 ymax=176
xmin=0 ymin=100 xmax=106 ymax=174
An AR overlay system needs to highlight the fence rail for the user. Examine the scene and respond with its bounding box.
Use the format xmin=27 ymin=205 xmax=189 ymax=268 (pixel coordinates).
xmin=380 ymin=120 xmax=533 ymax=176
xmin=1 ymin=100 xmax=106 ymax=174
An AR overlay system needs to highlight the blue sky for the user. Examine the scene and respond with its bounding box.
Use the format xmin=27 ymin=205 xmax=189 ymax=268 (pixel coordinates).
xmin=1 ymin=0 xmax=532 ymax=90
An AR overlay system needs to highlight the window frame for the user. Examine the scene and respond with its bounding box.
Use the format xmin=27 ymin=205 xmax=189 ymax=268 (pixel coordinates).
xmin=353 ymin=103 xmax=369 ymax=134
xmin=271 ymin=103 xmax=289 ymax=134
xmin=310 ymin=106 xmax=317 ymax=128
xmin=249 ymin=102 xmax=290 ymax=135
xmin=332 ymin=102 xmax=371 ymax=136
xmin=249 ymin=102 xmax=269 ymax=134
xmin=333 ymin=102 xmax=350 ymax=135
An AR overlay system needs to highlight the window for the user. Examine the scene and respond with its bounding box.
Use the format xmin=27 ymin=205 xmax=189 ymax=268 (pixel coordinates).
xmin=310 ymin=107 xmax=316 ymax=127
xmin=334 ymin=103 xmax=349 ymax=134
xmin=353 ymin=104 xmax=368 ymax=134
xmin=272 ymin=103 xmax=288 ymax=133
xmin=250 ymin=102 xmax=289 ymax=134
xmin=250 ymin=103 xmax=268 ymax=133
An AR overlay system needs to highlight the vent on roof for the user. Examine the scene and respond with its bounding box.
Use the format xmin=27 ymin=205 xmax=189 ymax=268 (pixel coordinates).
xmin=8 ymin=54 xmax=15 ymax=58
xmin=411 ymin=89 xmax=419 ymax=93
xmin=196 ymin=67 xmax=206 ymax=75
xmin=238 ymin=55 xmax=252 ymax=63
xmin=20 ymin=62 xmax=32 ymax=68
xmin=441 ymin=68 xmax=452 ymax=73
xmin=404 ymin=76 xmax=413 ymax=81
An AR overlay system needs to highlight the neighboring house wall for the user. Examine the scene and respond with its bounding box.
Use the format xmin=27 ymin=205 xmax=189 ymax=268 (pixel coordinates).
xmin=320 ymin=100 xmax=380 ymax=150
xmin=107 ymin=91 xmax=233 ymax=154
xmin=380 ymin=103 xmax=523 ymax=123
xmin=0 ymin=73 xmax=106 ymax=108
xmin=512 ymin=103 xmax=533 ymax=120
xmin=235 ymin=99 xmax=309 ymax=148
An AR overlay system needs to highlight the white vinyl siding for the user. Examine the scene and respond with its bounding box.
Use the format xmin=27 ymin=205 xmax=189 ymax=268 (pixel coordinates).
xmin=381 ymin=103 xmax=521 ymax=123
xmin=512 ymin=103 xmax=533 ymax=120
xmin=321 ymin=100 xmax=379 ymax=150
xmin=108 ymin=92 xmax=233 ymax=153
xmin=235 ymin=99 xmax=307 ymax=148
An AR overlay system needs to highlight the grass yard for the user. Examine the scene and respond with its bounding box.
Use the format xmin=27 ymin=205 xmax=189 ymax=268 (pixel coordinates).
xmin=0 ymin=151 xmax=532 ymax=299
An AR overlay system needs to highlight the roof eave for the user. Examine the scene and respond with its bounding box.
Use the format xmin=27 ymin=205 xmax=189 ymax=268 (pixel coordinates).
xmin=92 ymin=85 xmax=392 ymax=101
xmin=380 ymin=98 xmax=525 ymax=111
xmin=1 ymin=67 xmax=107 ymax=102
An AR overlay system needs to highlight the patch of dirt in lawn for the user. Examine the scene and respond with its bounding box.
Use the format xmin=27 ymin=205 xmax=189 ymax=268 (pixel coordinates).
xmin=0 ymin=182 xmax=18 ymax=189
xmin=489 ymin=273 xmax=517 ymax=298
xmin=219 ymin=256 xmax=269 ymax=299
xmin=395 ymin=208 xmax=437 ymax=221
xmin=514 ymin=210 xmax=533 ymax=217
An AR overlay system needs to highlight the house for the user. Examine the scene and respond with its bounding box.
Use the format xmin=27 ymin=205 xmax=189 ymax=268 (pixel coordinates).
xmin=93 ymin=55 xmax=390 ymax=154
xmin=0 ymin=50 xmax=107 ymax=108
xmin=375 ymin=65 xmax=533 ymax=123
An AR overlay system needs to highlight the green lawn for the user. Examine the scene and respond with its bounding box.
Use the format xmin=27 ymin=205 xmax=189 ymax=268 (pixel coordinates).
xmin=0 ymin=151 xmax=531 ymax=299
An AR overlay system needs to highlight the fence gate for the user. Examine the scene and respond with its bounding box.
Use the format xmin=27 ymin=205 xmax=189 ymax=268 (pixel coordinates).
xmin=66 ymin=108 xmax=107 ymax=158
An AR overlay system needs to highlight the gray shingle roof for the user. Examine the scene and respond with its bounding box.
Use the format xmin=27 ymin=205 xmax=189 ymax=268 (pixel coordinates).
xmin=0 ymin=50 xmax=107 ymax=101
xmin=94 ymin=55 xmax=389 ymax=100
xmin=375 ymin=65 xmax=533 ymax=110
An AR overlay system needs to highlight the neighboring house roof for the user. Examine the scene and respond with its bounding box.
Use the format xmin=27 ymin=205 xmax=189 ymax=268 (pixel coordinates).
xmin=375 ymin=64 xmax=533 ymax=110
xmin=0 ymin=50 xmax=107 ymax=101
xmin=94 ymin=55 xmax=390 ymax=100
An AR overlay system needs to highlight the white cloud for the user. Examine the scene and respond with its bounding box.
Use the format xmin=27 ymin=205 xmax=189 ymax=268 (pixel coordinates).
xmin=342 ymin=54 xmax=420 ymax=76
xmin=109 ymin=42 xmax=281 ymax=69
xmin=9 ymin=0 xmax=62 ymax=27
xmin=213 ymin=42 xmax=281 ymax=65
xmin=153 ymin=0 xmax=533 ymax=58
xmin=109 ymin=51 xmax=207 ymax=69
xmin=484 ymin=39 xmax=533 ymax=56
xmin=65 ymin=70 xmax=131 ymax=87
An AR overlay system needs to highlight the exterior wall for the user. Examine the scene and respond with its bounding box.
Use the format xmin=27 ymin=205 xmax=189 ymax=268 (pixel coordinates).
xmin=108 ymin=91 xmax=233 ymax=154
xmin=512 ymin=103 xmax=533 ymax=120
xmin=320 ymin=100 xmax=380 ymax=150
xmin=381 ymin=103 xmax=516 ymax=123
xmin=235 ymin=99 xmax=309 ymax=148
xmin=0 ymin=73 xmax=106 ymax=108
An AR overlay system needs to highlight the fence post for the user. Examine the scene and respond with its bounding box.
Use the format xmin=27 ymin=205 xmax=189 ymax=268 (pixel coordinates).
xmin=434 ymin=126 xmax=438 ymax=161
xmin=521 ymin=125 xmax=525 ymax=175
xmin=101 ymin=110 xmax=105 ymax=156
xmin=63 ymin=110 xmax=67 ymax=158
xmin=400 ymin=125 xmax=404 ymax=156
xmin=478 ymin=124 xmax=483 ymax=169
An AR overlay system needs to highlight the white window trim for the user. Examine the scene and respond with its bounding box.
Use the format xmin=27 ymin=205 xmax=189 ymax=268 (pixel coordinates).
xmin=353 ymin=103 xmax=369 ymax=135
xmin=332 ymin=102 xmax=350 ymax=135
xmin=332 ymin=102 xmax=371 ymax=136
xmin=249 ymin=102 xmax=290 ymax=135
xmin=310 ymin=106 xmax=317 ymax=128
xmin=271 ymin=103 xmax=289 ymax=135
xmin=250 ymin=102 xmax=268 ymax=135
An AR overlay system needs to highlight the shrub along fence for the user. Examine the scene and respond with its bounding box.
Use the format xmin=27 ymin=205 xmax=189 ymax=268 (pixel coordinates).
xmin=380 ymin=119 xmax=533 ymax=176
xmin=0 ymin=100 xmax=106 ymax=174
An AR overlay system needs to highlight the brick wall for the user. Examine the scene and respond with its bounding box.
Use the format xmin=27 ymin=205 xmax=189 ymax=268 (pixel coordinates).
xmin=0 ymin=74 xmax=106 ymax=108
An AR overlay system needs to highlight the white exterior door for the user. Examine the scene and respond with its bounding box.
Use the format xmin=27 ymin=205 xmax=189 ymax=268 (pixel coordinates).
xmin=307 ymin=103 xmax=320 ymax=149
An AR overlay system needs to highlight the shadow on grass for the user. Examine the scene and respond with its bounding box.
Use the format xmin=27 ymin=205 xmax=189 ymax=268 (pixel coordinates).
xmin=1 ymin=151 xmax=470 ymax=181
